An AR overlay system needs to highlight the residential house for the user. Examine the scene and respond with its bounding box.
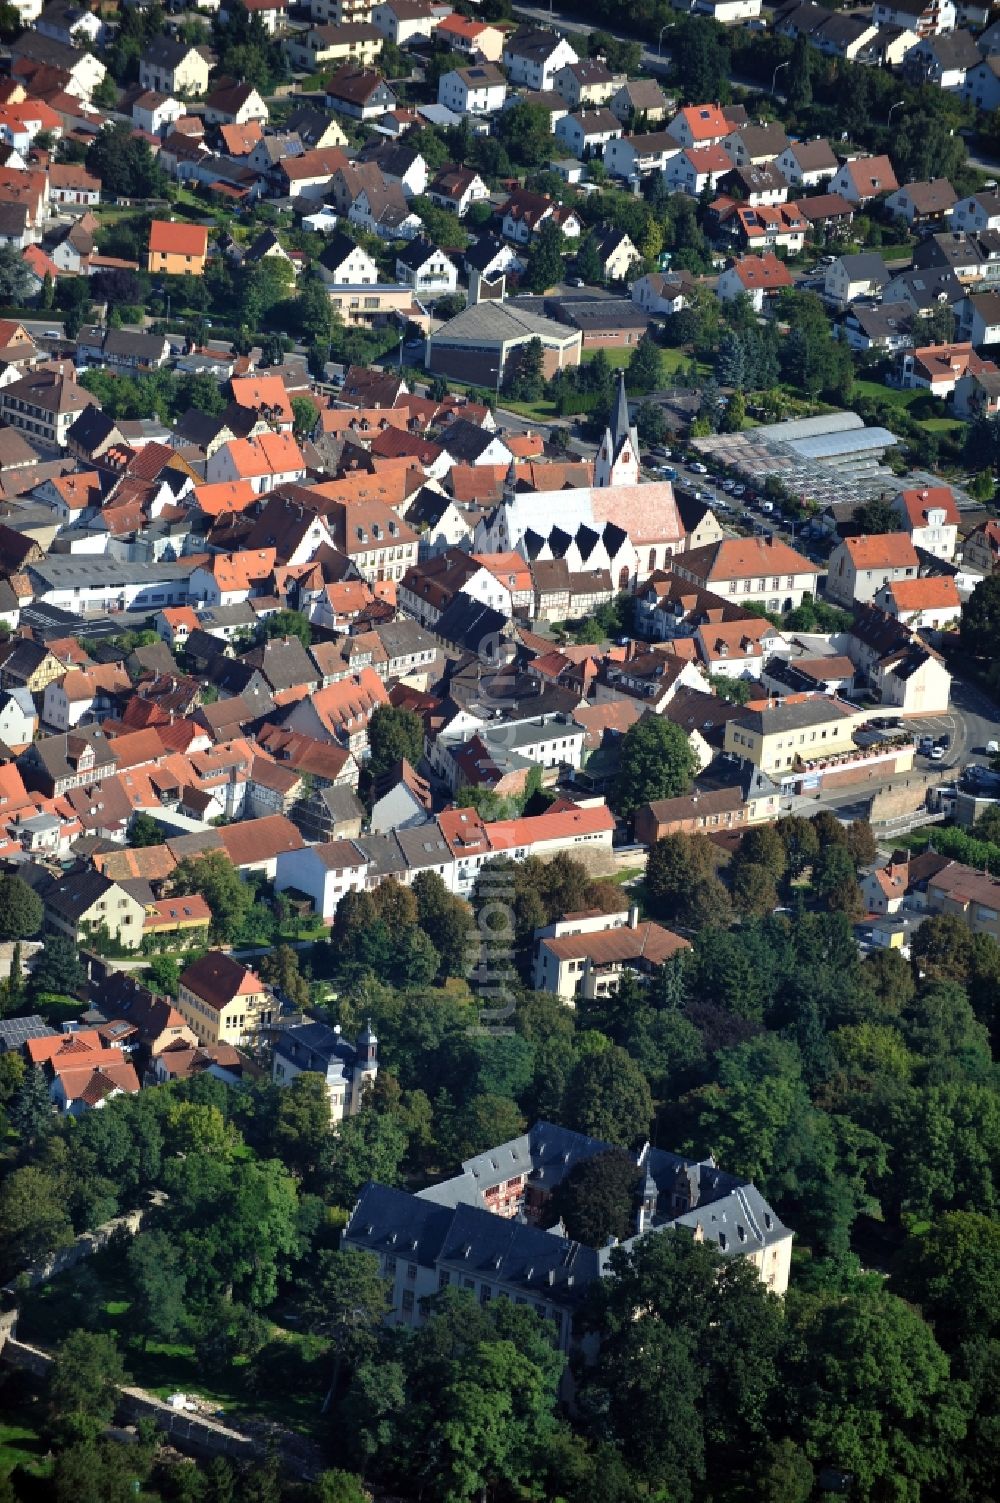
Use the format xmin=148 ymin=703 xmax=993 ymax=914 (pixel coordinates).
xmin=146 ymin=219 xmax=208 ymax=277
xmin=533 ymin=907 xmax=689 ymax=1002
xmin=44 ymin=866 xmax=146 ymax=949
xmin=130 ymin=89 xmax=184 ymax=137
xmin=371 ymin=0 xmax=440 ymax=44
xmin=288 ymin=21 xmax=383 ymax=71
xmin=829 ymin=154 xmax=899 ymax=204
xmin=393 ymin=239 xmax=457 ymax=300
xmin=958 ymin=288 xmax=1000 ymax=349
xmin=884 ymin=178 xmax=957 ymax=226
xmin=428 ymin=164 xmax=490 ymax=218
xmin=553 ymin=58 xmax=618 ymax=109
xmin=603 ymin=130 xmax=679 ymax=183
xmin=318 ymin=231 xmax=380 ymax=286
xmin=716 ymin=252 xmax=794 ymax=309
xmin=905 ymin=29 xmax=978 ymax=89
xmin=438 ymin=64 xmax=507 ymax=117
xmin=272 ymin=1017 xmax=377 ymax=1122
xmin=775 ymin=137 xmax=838 ymax=188
xmin=664 ymin=144 xmax=732 ymax=196
xmin=325 ymin=65 xmax=397 ymax=120
xmin=500 ymin=189 xmax=581 ymax=245
xmin=963 ymin=518 xmax=1000 ymax=573
xmin=0 ymin=364 xmax=96 ymax=448
xmin=502 ymin=27 xmax=579 ymax=91
xmin=949 ymin=188 xmax=1000 ymax=233
xmin=435 ymin=14 xmax=504 ymax=61
xmin=554 ymin=108 xmax=623 ymax=161
xmin=722 ymin=122 xmax=789 ymax=168
xmin=891 ymin=485 xmax=959 ymax=559
xmin=723 ymin=693 xmax=862 ymax=778
xmin=370 ymin=757 xmax=433 ymax=833
xmin=204 ymin=80 xmax=268 ymax=127
xmin=671 ymin=535 xmax=820 ymax=611
xmin=873 ymin=575 xmax=962 ymax=628
xmin=871 ymin=0 xmax=956 ymax=32
xmin=177 ymin=951 xmax=272 ymax=1047
xmin=826 ymin=533 xmax=920 ymax=607
xmin=900 ymin=341 xmax=993 ymax=396
xmin=824 ymin=251 xmax=890 ymax=309
xmin=666 ymin=102 xmax=731 ymax=148
xmin=608 ymin=77 xmax=668 ymax=131
xmin=139 ymin=39 xmax=211 ymax=97
xmin=206 ymin=433 xmax=307 ymax=493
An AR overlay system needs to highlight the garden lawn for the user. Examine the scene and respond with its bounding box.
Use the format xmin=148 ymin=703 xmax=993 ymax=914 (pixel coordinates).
xmin=17 ymin=1259 xmax=327 ymax=1440
xmin=0 ymin=1406 xmax=51 ymax=1479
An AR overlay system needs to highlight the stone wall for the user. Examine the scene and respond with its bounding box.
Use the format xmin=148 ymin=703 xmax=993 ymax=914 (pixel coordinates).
xmin=868 ymin=770 xmax=951 ymax=825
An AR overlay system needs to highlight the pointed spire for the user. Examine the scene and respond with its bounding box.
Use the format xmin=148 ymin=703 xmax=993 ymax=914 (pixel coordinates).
xmin=504 ymin=457 xmax=517 ymax=496
xmin=612 ymin=369 xmax=630 ymax=445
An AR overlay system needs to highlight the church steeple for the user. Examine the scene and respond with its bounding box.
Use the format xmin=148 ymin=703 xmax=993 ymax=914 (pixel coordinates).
xmin=595 ymin=370 xmax=640 ymax=488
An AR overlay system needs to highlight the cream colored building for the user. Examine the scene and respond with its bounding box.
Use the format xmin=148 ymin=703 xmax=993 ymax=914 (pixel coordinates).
xmin=44 ymin=868 xmax=146 ymax=950
xmin=724 ymin=694 xmax=862 ymax=776
xmin=177 ymin=951 xmax=272 ymax=1047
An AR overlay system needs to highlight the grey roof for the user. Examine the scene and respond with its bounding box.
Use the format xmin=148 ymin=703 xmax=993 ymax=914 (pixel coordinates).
xmin=350 ymin=831 xmax=408 ymax=880
xmin=394 ymin=823 xmax=452 ymax=870
xmin=374 ymin=618 xmax=437 ymax=661
xmin=395 ymin=236 xmax=453 ymax=274
xmin=0 ymin=1013 xmax=56 ymax=1053
xmin=44 ymin=864 xmax=119 ymax=922
xmin=272 ymin=1018 xmax=359 ymax=1083
xmin=433 ymin=595 xmax=508 ymax=657
xmin=736 ymin=696 xmax=854 ymax=736
xmin=346 ymin=1119 xmax=790 ymax=1307
xmin=431 ymin=300 xmax=580 ymax=349
xmin=837 ymin=251 xmax=889 ymax=284
xmin=28 ymin=557 xmax=193 ymax=591
xmin=438 ymin=417 xmax=499 ymax=464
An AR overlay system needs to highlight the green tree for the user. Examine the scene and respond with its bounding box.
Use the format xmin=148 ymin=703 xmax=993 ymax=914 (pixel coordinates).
xmin=327 ymin=1107 xmax=408 ymax=1206
xmin=127 ymin=1229 xmax=187 ymax=1346
xmin=495 ymin=101 xmax=553 ymax=168
xmin=0 ymin=244 xmax=35 ymax=304
xmin=86 ymin=123 xmax=164 ymax=197
xmin=172 ymin=851 xmax=252 ymax=944
xmin=612 ymin=715 xmax=698 ymax=816
xmin=0 ymin=1163 xmax=72 ymax=1272
xmin=961 ymin=571 xmax=1000 ymax=660
xmin=273 ymin=1071 xmax=334 ymax=1181
xmin=789 ymin=1289 xmax=968 ymax=1502
xmin=143 ymin=955 xmax=180 ymax=997
xmin=562 ymin=1045 xmax=653 ymax=1146
xmin=312 ymin=1472 xmax=367 ymax=1503
xmin=291 ymin=394 xmax=319 ymax=438
xmin=574 ymin=233 xmax=604 ymax=285
xmin=526 ymin=218 xmax=565 ymax=293
xmin=547 ymin=1148 xmax=641 ymax=1246
xmin=786 ymin=33 xmax=813 ymax=112
xmin=0 ymin=874 xmax=42 ymax=939
xmin=367 ymin=703 xmax=424 ymax=780
xmin=129 ymin=811 xmax=162 ymax=847
xmin=894 ymin=1211 xmax=1000 ymax=1346
xmin=628 ymin=333 xmax=663 ymax=394
xmin=854 ymin=496 xmax=900 ymax=534
xmin=30 ymin=935 xmax=86 ymax=999
xmin=300 ymin=1247 xmax=389 ymax=1405
xmin=49 ymin=1331 xmax=127 ymax=1444
xmin=812 ymin=843 xmax=862 ymax=915
xmin=505 ymin=336 xmax=544 ymax=400
xmin=646 ymin=832 xmax=717 ymax=921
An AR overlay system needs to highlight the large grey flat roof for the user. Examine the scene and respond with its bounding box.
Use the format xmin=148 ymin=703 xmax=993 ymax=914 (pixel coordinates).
xmin=430 ymin=300 xmax=581 ymax=348
xmin=28 ymin=557 xmax=194 ymax=589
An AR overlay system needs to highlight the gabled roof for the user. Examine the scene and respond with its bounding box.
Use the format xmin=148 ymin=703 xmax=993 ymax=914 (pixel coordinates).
xmin=148 ymin=219 xmax=208 ymax=258
xmin=840 ymin=533 xmax=919 ymax=569
xmin=674 ymin=102 xmax=730 ymax=141
xmin=180 ymin=950 xmax=263 ymax=1009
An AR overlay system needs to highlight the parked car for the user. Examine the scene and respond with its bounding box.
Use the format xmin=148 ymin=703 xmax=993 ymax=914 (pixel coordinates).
xmin=930 ymin=744 xmax=945 ymax=761
xmin=690 ymin=461 xmax=708 ymax=474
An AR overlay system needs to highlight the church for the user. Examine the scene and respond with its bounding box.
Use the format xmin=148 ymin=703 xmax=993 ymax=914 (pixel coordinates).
xmin=474 ymin=373 xmax=686 ymax=588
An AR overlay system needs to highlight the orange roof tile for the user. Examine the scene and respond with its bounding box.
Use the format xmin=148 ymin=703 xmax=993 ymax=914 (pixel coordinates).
xmin=843 ymin=534 xmax=920 ymax=570
xmin=148 ymin=219 xmax=208 ymax=258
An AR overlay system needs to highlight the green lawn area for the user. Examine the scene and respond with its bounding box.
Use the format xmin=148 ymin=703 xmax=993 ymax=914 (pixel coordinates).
xmin=18 ymin=1257 xmax=327 ymax=1440
xmin=0 ymin=1406 xmax=51 ymax=1481
xmin=853 ymin=380 xmax=928 ymax=410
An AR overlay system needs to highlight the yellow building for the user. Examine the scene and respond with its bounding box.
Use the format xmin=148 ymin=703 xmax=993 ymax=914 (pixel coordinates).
xmin=724 ymin=694 xmax=862 ymax=777
xmin=147 ymin=220 xmax=209 ymax=278
xmin=177 ymin=951 xmax=273 ymax=1047
xmin=45 ymin=868 xmax=147 ymax=951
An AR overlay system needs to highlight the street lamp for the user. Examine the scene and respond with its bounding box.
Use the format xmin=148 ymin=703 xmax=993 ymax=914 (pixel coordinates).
xmin=772 ymin=60 xmax=790 ymax=96
xmin=657 ymin=23 xmax=670 ymax=58
xmin=888 ymin=100 xmax=906 ymax=126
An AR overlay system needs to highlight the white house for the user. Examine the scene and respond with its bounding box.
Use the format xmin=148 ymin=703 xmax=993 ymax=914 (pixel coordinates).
xmin=664 ymin=145 xmax=732 ymax=196
xmin=891 ymin=485 xmax=959 ymax=560
xmin=964 ymin=54 xmax=1000 ymax=111
xmin=871 ymin=0 xmax=956 ymax=32
xmin=950 ymin=189 xmax=1000 ymax=233
xmin=824 ymin=251 xmax=890 ymax=308
xmin=603 ymin=131 xmax=679 ymax=182
xmin=776 ymin=138 xmax=838 ymax=189
xmin=0 ymin=686 xmax=36 ymax=748
xmin=554 ymin=108 xmax=623 ymax=161
xmin=438 ymin=64 xmax=507 ymax=116
xmin=206 ymin=433 xmax=307 ymax=494
xmin=960 ymin=289 xmax=1000 ymax=348
xmin=873 ymin=576 xmax=962 ymax=629
xmin=502 ymin=28 xmax=578 ymax=91
xmin=131 ymin=90 xmax=184 ymax=137
xmin=319 ymin=232 xmax=380 ymax=286
xmin=274 ymin=839 xmax=367 ymax=922
xmin=395 ymin=239 xmax=458 ymax=297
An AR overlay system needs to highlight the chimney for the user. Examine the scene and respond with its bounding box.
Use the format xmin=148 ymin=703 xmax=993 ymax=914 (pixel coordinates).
xmin=628 ymin=905 xmax=640 ymax=929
